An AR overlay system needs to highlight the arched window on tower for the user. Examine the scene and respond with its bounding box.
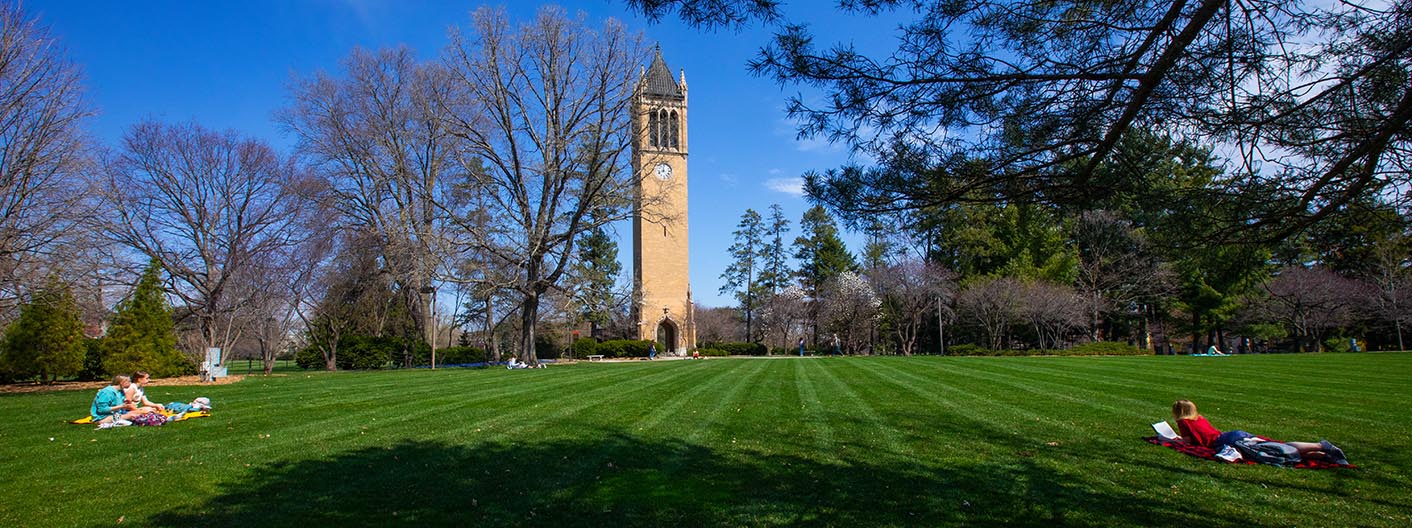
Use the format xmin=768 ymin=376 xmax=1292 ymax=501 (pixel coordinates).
xmin=648 ymin=110 xmax=660 ymax=148
xmin=658 ymin=109 xmax=670 ymax=147
xmin=669 ymin=110 xmax=679 ymax=149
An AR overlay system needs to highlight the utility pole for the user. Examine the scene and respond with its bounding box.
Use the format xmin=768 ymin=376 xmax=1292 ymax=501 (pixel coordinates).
xmin=938 ymin=296 xmax=946 ymax=356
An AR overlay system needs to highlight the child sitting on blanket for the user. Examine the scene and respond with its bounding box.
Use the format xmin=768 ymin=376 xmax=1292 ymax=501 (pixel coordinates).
xmin=125 ymin=371 xmax=165 ymax=414
xmin=91 ymin=375 xmax=141 ymax=425
xmin=1171 ymin=399 xmax=1347 ymax=464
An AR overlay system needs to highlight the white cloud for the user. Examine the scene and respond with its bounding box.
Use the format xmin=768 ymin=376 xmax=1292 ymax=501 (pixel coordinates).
xmin=719 ymin=173 xmax=738 ymax=186
xmin=765 ymin=177 xmax=805 ymax=196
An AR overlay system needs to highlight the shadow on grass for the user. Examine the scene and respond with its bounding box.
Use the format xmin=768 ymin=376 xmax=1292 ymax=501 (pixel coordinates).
xmin=147 ymin=433 xmax=1263 ymax=527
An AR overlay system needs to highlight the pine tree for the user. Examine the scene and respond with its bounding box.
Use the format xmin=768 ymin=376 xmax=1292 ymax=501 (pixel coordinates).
xmin=0 ymin=274 xmax=85 ymax=383
xmin=721 ymin=209 xmax=766 ymax=342
xmin=758 ymin=204 xmax=793 ymax=296
xmin=794 ymin=205 xmax=856 ymax=296
xmin=103 ymin=260 xmax=186 ymax=377
xmin=794 ymin=205 xmax=857 ymax=344
xmin=571 ymin=223 xmax=622 ymax=337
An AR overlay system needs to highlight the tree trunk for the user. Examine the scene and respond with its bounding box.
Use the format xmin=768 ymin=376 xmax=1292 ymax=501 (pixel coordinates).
xmin=1397 ymin=320 xmax=1405 ymax=351
xmin=518 ymin=291 xmax=540 ymax=365
xmin=1191 ymin=311 xmax=1201 ymax=354
xmin=484 ymin=296 xmax=499 ymax=363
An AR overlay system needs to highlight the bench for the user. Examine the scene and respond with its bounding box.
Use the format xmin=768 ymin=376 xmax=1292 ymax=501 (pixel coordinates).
xmin=587 ymin=355 xmax=605 ymax=361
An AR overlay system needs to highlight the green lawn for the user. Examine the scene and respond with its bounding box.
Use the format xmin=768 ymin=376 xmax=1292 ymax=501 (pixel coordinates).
xmin=2 ymin=354 xmax=1409 ymax=527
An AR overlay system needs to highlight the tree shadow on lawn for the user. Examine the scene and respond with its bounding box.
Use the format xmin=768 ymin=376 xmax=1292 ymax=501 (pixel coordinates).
xmin=148 ymin=433 xmax=1260 ymax=527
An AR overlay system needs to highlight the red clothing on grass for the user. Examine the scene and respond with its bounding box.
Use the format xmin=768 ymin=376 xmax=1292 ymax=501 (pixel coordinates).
xmin=1178 ymin=416 xmax=1222 ymax=448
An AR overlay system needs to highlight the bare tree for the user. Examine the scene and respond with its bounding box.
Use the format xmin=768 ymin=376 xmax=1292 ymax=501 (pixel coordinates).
xmin=694 ymin=306 xmax=743 ymax=345
xmin=869 ymin=260 xmax=954 ymax=355
xmin=957 ymin=276 xmax=1024 ymax=350
xmin=1073 ymin=210 xmax=1168 ymax=341
xmin=281 ymin=46 xmax=461 ymax=367
xmin=440 ymin=7 xmax=649 ymax=364
xmin=100 ymin=121 xmax=313 ymax=360
xmin=1017 ymin=280 xmax=1085 ymax=349
xmin=1366 ymin=234 xmax=1412 ymax=350
xmin=0 ymin=3 xmax=95 ymax=318
xmin=1258 ymin=266 xmax=1367 ymax=352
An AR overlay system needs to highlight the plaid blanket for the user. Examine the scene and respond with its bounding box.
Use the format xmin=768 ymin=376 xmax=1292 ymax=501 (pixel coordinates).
xmin=70 ymin=410 xmax=211 ymax=425
xmin=1145 ymin=437 xmax=1355 ymax=469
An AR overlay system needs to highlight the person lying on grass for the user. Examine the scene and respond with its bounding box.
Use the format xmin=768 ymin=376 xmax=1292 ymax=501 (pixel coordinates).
xmin=1171 ymin=399 xmax=1348 ymax=463
xmin=124 ymin=371 xmax=166 ymax=414
xmin=90 ymin=375 xmax=142 ymax=425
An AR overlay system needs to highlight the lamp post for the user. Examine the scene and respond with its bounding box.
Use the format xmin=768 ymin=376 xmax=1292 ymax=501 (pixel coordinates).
xmin=421 ymin=285 xmax=436 ymax=369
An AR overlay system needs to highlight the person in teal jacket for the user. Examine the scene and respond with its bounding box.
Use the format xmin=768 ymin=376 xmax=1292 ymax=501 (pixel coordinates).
xmin=91 ymin=375 xmax=136 ymax=424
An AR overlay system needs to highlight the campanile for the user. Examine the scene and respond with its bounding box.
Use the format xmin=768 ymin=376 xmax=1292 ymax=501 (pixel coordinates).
xmin=631 ymin=47 xmax=695 ymax=354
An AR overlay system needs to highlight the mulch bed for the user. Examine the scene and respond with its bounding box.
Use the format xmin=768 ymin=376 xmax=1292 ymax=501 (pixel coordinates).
xmin=0 ymin=375 xmax=245 ymax=395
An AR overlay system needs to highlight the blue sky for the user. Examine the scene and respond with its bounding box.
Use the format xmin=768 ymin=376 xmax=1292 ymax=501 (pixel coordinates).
xmin=27 ymin=0 xmax=890 ymax=308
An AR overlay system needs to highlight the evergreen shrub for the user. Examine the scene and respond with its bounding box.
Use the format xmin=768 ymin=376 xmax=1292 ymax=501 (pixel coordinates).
xmin=698 ymin=341 xmax=767 ymax=356
xmin=79 ymin=338 xmax=106 ymax=380
xmin=337 ymin=335 xmax=396 ymax=370
xmin=571 ymin=337 xmax=598 ymax=358
xmin=295 ymin=345 xmax=325 ymax=370
xmin=1066 ymin=341 xmax=1146 ymax=356
xmin=594 ymin=339 xmax=655 ymax=358
xmin=426 ymin=346 xmax=488 ymax=366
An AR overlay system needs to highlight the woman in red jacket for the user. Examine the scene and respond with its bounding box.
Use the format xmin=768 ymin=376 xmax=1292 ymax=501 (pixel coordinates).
xmin=1171 ymin=400 xmax=1347 ymax=463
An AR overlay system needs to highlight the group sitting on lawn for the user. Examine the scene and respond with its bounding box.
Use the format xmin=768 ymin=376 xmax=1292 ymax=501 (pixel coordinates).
xmin=86 ymin=371 xmax=212 ymax=428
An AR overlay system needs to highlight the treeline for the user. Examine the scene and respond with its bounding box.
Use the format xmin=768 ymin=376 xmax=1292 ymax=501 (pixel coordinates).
xmin=710 ymin=132 xmax=1411 ymax=355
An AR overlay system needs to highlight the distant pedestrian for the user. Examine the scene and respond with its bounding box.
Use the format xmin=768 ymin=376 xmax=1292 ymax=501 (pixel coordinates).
xmin=798 ymin=337 xmax=805 ymax=357
xmin=831 ymin=333 xmax=841 ymax=356
xmin=649 ymin=343 xmax=657 ymax=360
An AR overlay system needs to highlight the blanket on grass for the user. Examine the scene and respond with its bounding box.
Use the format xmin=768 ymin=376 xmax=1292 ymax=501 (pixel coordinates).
xmin=1145 ymin=437 xmax=1355 ymax=469
xmin=69 ymin=410 xmax=211 ymax=425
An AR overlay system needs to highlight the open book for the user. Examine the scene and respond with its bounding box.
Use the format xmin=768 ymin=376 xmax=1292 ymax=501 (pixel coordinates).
xmin=1152 ymin=420 xmax=1180 ymax=441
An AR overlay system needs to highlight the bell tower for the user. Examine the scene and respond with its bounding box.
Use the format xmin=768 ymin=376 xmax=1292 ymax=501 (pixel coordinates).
xmin=632 ymin=47 xmax=695 ymax=355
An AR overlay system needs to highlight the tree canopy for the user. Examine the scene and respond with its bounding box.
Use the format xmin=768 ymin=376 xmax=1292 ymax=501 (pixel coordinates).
xmin=630 ymin=0 xmax=1412 ymax=240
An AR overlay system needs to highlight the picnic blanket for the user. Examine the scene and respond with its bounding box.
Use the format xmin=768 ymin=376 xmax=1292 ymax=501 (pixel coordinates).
xmin=70 ymin=410 xmax=211 ymax=425
xmin=1145 ymin=437 xmax=1355 ymax=469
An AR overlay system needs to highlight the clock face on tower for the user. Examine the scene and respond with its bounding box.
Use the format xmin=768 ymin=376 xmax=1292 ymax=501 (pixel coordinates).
xmin=654 ymin=163 xmax=673 ymax=180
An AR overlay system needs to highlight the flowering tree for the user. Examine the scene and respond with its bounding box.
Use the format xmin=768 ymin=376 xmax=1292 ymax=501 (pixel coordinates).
xmin=757 ymin=285 xmax=808 ymax=352
xmin=818 ymin=271 xmax=880 ymax=354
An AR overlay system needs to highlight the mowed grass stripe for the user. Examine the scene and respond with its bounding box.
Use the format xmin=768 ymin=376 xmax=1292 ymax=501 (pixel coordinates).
xmin=846 ymin=358 xmax=1047 ymax=457
xmin=987 ymin=356 xmax=1401 ymax=429
xmin=804 ymin=359 xmax=909 ymax=456
xmin=706 ymin=358 xmax=796 ymax=446
xmin=451 ymin=362 xmax=715 ymax=442
xmin=790 ymin=359 xmax=840 ymax=457
xmin=907 ymin=357 xmax=1153 ymax=426
xmin=213 ymin=365 xmax=645 ymax=456
xmin=630 ymin=359 xmax=757 ymax=438
xmin=168 ymin=364 xmax=656 ymax=471
xmin=899 ymin=358 xmax=1093 ymax=438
